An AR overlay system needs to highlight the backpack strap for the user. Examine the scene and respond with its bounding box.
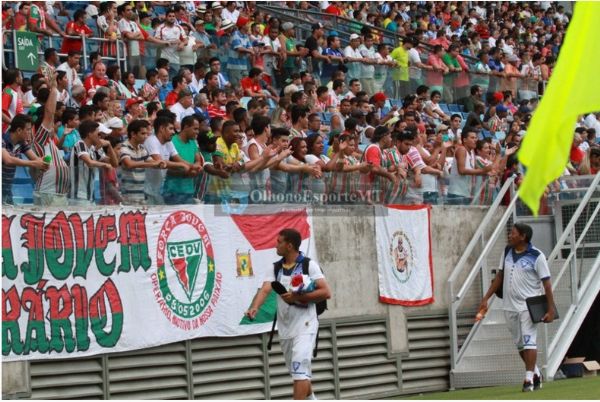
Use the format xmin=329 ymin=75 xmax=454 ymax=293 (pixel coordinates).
xmin=267 ymin=259 xmax=285 ymax=351
xmin=301 ymin=256 xmax=310 ymax=275
xmin=300 ymin=256 xmax=320 ymax=358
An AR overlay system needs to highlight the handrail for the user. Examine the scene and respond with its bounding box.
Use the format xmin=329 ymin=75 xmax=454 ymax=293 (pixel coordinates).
xmin=448 ymin=177 xmax=516 ymax=374
xmin=542 ymin=174 xmax=600 ymax=378
xmin=551 ymin=197 xmax=600 ymax=287
xmin=259 ymin=4 xmax=478 ymax=64
xmin=447 ymin=177 xmax=514 ymax=287
xmin=449 ymin=193 xmax=519 ymax=371
xmin=545 ymin=173 xmax=600 ymax=266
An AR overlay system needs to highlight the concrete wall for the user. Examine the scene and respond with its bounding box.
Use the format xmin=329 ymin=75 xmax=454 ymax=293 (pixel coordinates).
xmin=313 ymin=205 xmax=499 ymax=355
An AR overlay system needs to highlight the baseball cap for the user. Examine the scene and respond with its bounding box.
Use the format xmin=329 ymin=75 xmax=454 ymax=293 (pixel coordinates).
xmin=311 ymin=22 xmax=324 ymax=31
xmin=125 ymin=97 xmax=144 ymax=109
xmin=106 ymin=117 xmax=124 ymax=129
xmin=349 ymin=33 xmax=360 ymax=40
xmin=98 ymin=123 xmax=112 ymax=135
xmin=372 ymin=92 xmax=387 ymax=103
xmin=212 ymin=3 xmax=223 ymax=10
xmin=236 ymin=16 xmax=249 ymax=28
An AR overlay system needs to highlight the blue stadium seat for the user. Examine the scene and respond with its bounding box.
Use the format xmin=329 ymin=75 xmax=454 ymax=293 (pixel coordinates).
xmin=461 ymin=112 xmax=469 ymax=120
xmin=439 ymin=103 xmax=450 ymax=113
xmin=322 ymin=112 xmax=333 ymax=124
xmin=14 ymin=166 xmax=33 ymax=185
xmin=448 ymin=104 xmax=461 ymax=113
xmin=12 ymin=184 xmax=34 ymax=205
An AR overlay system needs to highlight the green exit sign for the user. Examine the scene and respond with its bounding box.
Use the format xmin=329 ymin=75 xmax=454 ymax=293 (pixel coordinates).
xmin=15 ymin=31 xmax=39 ymax=72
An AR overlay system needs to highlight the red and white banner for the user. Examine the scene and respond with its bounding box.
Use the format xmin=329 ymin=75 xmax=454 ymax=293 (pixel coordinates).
xmin=375 ymin=205 xmax=434 ymax=306
xmin=2 ymin=205 xmax=316 ymax=361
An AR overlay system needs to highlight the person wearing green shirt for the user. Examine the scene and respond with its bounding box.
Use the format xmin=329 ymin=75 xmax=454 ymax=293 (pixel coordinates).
xmin=441 ymin=44 xmax=463 ymax=103
xmin=389 ymin=39 xmax=413 ymax=100
xmin=163 ymin=115 xmax=204 ymax=205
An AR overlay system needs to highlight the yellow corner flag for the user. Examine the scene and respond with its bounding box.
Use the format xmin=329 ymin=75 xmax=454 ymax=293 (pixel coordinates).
xmin=518 ymin=2 xmax=600 ymax=215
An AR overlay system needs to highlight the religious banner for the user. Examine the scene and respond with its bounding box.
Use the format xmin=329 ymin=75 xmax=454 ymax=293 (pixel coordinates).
xmin=375 ymin=205 xmax=434 ymax=306
xmin=1 ymin=205 xmax=316 ymax=361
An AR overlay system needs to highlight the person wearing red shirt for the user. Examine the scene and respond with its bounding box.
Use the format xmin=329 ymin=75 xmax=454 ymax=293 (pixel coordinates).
xmin=14 ymin=3 xmax=30 ymax=31
xmin=61 ymin=9 xmax=93 ymax=54
xmin=325 ymin=3 xmax=343 ymax=16
xmin=207 ymin=88 xmax=227 ymax=119
xmin=165 ymin=75 xmax=187 ymax=108
xmin=240 ymin=67 xmax=266 ymax=99
xmin=84 ymin=62 xmax=109 ymax=93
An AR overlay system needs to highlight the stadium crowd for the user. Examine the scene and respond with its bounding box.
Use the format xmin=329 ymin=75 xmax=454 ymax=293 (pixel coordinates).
xmin=2 ymin=1 xmax=599 ymax=208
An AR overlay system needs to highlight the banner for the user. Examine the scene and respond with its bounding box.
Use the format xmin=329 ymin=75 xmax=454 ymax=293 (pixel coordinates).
xmin=1 ymin=206 xmax=316 ymax=361
xmin=375 ymin=205 xmax=433 ymax=306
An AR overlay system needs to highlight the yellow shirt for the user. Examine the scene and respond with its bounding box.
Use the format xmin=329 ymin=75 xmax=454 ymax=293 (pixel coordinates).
xmin=209 ymin=137 xmax=244 ymax=196
xmin=390 ymin=45 xmax=409 ymax=81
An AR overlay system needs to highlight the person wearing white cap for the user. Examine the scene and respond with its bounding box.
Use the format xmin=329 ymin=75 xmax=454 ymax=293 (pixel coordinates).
xmin=154 ymin=8 xmax=188 ymax=77
xmin=343 ymin=33 xmax=364 ymax=82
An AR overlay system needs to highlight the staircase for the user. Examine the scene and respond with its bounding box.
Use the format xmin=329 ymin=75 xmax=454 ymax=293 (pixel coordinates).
xmin=448 ymin=173 xmax=600 ymax=389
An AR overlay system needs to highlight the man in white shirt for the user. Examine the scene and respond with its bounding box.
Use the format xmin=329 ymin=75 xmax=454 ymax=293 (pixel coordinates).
xmin=56 ymin=52 xmax=83 ymax=90
xmin=144 ymin=116 xmax=191 ymax=204
xmin=480 ymin=223 xmax=555 ymax=393
xmin=169 ymin=89 xmax=196 ymax=124
xmin=246 ymin=228 xmax=331 ymax=400
xmin=154 ymin=9 xmax=188 ymax=77
xmin=358 ymin=34 xmax=378 ymax=96
xmin=344 ymin=34 xmax=364 ymax=82
xmin=118 ymin=3 xmax=145 ymax=78
xmin=221 ymin=1 xmax=240 ymax=24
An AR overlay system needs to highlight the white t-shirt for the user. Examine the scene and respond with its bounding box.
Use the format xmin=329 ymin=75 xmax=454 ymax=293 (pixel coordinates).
xmin=221 ymin=8 xmax=240 ymax=23
xmin=408 ymin=48 xmax=422 ymax=79
xmin=169 ymin=102 xmax=195 ymax=123
xmin=118 ymin=18 xmax=142 ymax=56
xmin=264 ymin=257 xmax=324 ymax=339
xmin=144 ymin=135 xmax=178 ymax=196
xmin=154 ymin=23 xmax=187 ymax=64
xmin=500 ymin=245 xmax=551 ymax=312
xmin=358 ymin=45 xmax=376 ymax=78
xmin=344 ymin=45 xmax=363 ymax=80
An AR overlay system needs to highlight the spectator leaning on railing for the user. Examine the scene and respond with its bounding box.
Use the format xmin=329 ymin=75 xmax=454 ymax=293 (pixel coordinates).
xmin=2 ymin=1 xmax=593 ymax=212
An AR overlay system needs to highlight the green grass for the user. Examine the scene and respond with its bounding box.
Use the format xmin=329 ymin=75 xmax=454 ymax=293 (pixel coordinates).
xmin=395 ymin=376 xmax=600 ymax=400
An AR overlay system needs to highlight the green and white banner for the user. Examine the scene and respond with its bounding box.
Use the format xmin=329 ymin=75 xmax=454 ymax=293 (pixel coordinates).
xmin=2 ymin=205 xmax=316 ymax=361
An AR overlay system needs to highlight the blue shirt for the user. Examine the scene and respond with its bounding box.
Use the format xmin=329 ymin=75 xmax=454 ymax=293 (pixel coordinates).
xmin=488 ymin=58 xmax=504 ymax=72
xmin=228 ymin=31 xmax=252 ymax=71
xmin=158 ymin=83 xmax=173 ymax=103
xmin=322 ymin=47 xmax=343 ymax=79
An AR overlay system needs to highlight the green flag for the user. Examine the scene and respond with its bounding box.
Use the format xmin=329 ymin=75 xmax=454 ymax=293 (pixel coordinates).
xmin=239 ymin=291 xmax=277 ymax=325
xmin=518 ymin=2 xmax=600 ymax=215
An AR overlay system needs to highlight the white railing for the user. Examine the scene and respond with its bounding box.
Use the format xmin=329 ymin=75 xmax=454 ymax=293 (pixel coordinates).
xmin=447 ymin=176 xmax=516 ymax=380
xmin=542 ymin=173 xmax=600 ymax=378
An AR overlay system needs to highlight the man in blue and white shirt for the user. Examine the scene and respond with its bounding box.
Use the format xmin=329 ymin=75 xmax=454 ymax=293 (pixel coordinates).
xmin=480 ymin=223 xmax=556 ymax=392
